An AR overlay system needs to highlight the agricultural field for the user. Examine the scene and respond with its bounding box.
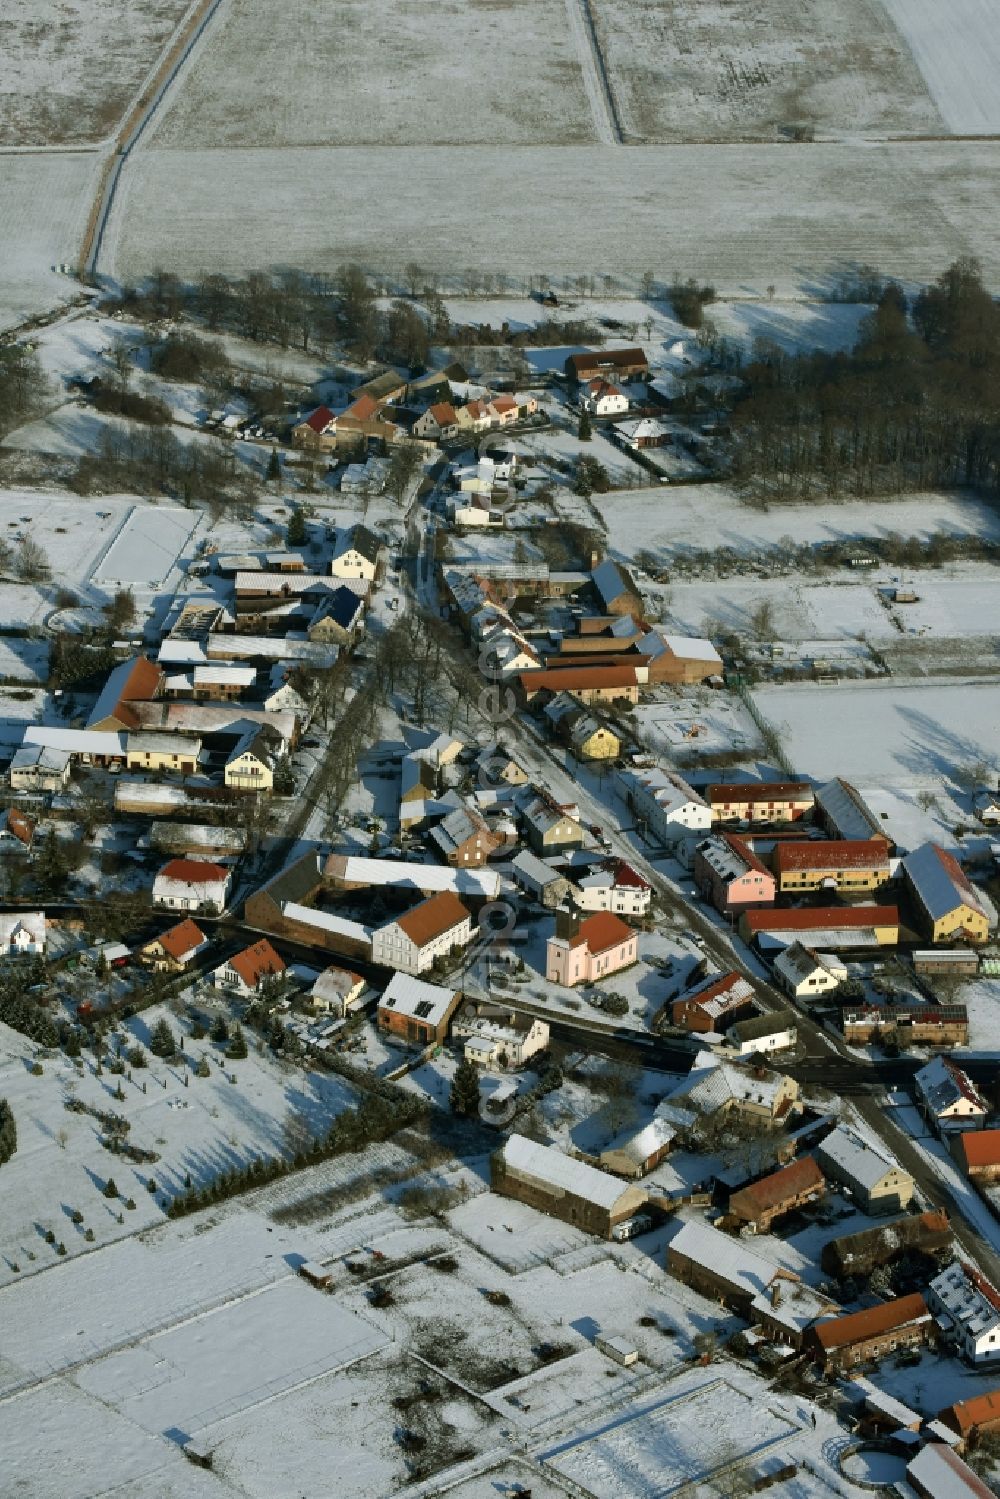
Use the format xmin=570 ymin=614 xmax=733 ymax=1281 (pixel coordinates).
xmin=101 ymin=139 xmax=1000 ymax=296
xmin=590 ymin=0 xmax=941 ymax=143
xmin=150 ymin=0 xmax=596 ymax=149
xmin=0 ymin=0 xmax=190 ymax=145
xmin=877 ymin=0 xmax=1000 ymax=134
xmin=0 ymin=153 xmax=102 ymax=331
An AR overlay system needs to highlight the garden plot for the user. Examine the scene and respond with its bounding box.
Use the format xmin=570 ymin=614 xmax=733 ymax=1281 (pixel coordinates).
xmin=878 ymin=0 xmax=1000 ymax=135
xmin=150 ymin=0 xmax=594 ymax=149
xmin=590 ymin=0 xmax=940 ymax=142
xmin=0 ymin=1006 xmax=357 ymax=1293
xmin=0 ymin=153 xmax=101 ymax=331
xmin=102 ymin=140 xmax=1000 ymax=297
xmin=91 ymin=504 xmax=199 ymax=588
xmin=595 ymin=485 xmax=1000 ymax=562
xmin=0 ymin=0 xmax=190 ymax=146
xmin=542 ymin=1372 xmax=799 ymax=1499
xmin=752 ymin=679 xmax=1000 ymax=787
xmin=75 ymin=1277 xmax=389 ymax=1433
xmin=953 ymin=978 xmax=1000 ymax=1055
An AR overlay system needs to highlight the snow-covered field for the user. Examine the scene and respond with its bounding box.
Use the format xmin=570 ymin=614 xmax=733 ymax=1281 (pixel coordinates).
xmin=752 ymin=678 xmax=1000 ymax=787
xmin=101 ymin=140 xmax=1000 ymax=295
xmin=0 ymin=153 xmax=101 ymax=331
xmin=595 ymin=485 xmax=1000 ymax=561
xmin=150 ymin=0 xmax=595 ymax=148
xmin=591 ymin=0 xmax=940 ymax=142
xmin=0 ymin=0 xmax=190 ymax=145
xmin=92 ymin=505 xmax=199 ymax=588
xmin=878 ymin=0 xmax=1000 ymax=134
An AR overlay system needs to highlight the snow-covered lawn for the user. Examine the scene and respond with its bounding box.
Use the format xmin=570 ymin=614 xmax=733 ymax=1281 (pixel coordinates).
xmin=752 ymin=678 xmax=1000 ymax=788
xmin=102 ymin=140 xmax=1000 ymax=296
xmin=150 ymin=0 xmax=595 ymax=148
xmin=954 ymin=977 xmax=1000 ymax=1055
xmin=591 ymin=0 xmax=940 ymax=142
xmin=91 ymin=504 xmax=199 ymax=588
xmin=878 ymin=0 xmax=1000 ymax=134
xmin=0 ymin=153 xmax=100 ymax=331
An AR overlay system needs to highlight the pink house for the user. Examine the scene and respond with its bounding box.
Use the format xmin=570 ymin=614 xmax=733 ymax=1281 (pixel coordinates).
xmin=546 ymin=911 xmax=638 ymax=987
xmin=693 ymin=833 xmax=776 ymax=916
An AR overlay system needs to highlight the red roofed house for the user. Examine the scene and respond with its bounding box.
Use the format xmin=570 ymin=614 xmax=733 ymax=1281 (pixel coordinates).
xmin=956 ymin=1129 xmax=1000 ymax=1182
xmin=518 ymin=665 xmax=639 ymax=706
xmin=214 ymin=937 xmax=286 ymax=995
xmin=774 ymin=839 xmax=893 ymax=894
xmin=573 ymin=858 xmax=652 ymax=917
xmin=414 ymin=402 xmax=460 ymax=440
xmin=565 ymin=348 xmax=649 ymax=383
xmin=370 ymin=890 xmax=473 ymax=976
xmin=582 ymin=378 xmax=629 ymax=417
xmin=0 ymin=807 xmax=35 ymax=853
xmin=152 ymin=858 xmax=232 ymax=914
xmin=729 ymin=1155 xmax=825 ymax=1233
xmin=546 ymin=910 xmax=638 ymax=987
xmin=140 ymin=918 xmax=207 ymax=972
xmin=806 ymin=1292 xmax=933 ymax=1372
xmin=708 ymin=782 xmax=814 ymax=826
xmin=292 ymin=405 xmax=337 ymax=450
xmin=740 ymin=905 xmax=900 ymax=948
xmin=693 ymin=833 xmax=776 ymax=915
xmin=938 ymin=1391 xmax=1000 ymax=1450
xmin=669 ymin=970 xmax=756 ymax=1034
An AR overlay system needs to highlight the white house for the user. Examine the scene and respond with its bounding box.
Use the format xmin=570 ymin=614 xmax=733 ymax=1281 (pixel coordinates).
xmin=618 ymin=766 xmax=712 ymax=844
xmin=451 ymin=1001 xmax=550 ymax=1069
xmin=573 ymin=858 xmax=653 ymax=917
xmin=152 ymin=858 xmax=232 ymax=914
xmin=0 ymin=911 xmax=45 ymax=955
xmin=370 ymin=890 xmax=473 ymax=976
xmin=309 ymin=965 xmax=366 ymax=1016
xmin=725 ymin=1011 xmax=797 ymax=1057
xmin=329 ymin=523 xmax=381 ymax=582
xmin=915 ymin=1055 xmax=989 ymax=1135
xmin=773 ymin=942 xmax=848 ymax=1000
xmin=212 ymin=937 xmax=285 ymax=995
xmin=8 ymin=743 xmax=71 ymax=792
xmin=581 ymin=378 xmax=630 ymax=417
xmin=927 ymin=1260 xmax=1000 ymax=1365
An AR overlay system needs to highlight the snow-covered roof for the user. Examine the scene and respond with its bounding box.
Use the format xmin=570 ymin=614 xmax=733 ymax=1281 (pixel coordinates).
xmin=378 ymin=973 xmax=458 ymax=1028
xmin=654 ymin=634 xmax=723 ymax=666
xmin=281 ymin=903 xmax=371 ymax=944
xmin=929 ymin=1260 xmax=1000 ymax=1339
xmin=814 ymin=778 xmax=886 ymax=843
xmin=127 ymin=731 xmax=202 ymax=757
xmin=603 ymin=1114 xmax=676 ymax=1166
xmin=907 ymin=1443 xmax=996 ymax=1499
xmin=854 ymin=1378 xmax=921 ymax=1429
xmin=669 ymin=1219 xmax=784 ymax=1299
xmin=325 ymin=854 xmax=500 ymax=899
xmin=619 ymin=766 xmax=707 ymax=816
xmin=668 ymin=1052 xmax=788 ymax=1116
xmin=22 ymin=726 xmax=125 ymax=757
xmin=750 ymin=1277 xmax=835 ymax=1337
xmin=511 ymin=850 xmax=567 ymax=889
xmin=773 ymin=942 xmax=847 ymax=987
xmin=817 ymin=1123 xmax=905 ymax=1193
xmin=500 ymin=1134 xmax=642 ymax=1211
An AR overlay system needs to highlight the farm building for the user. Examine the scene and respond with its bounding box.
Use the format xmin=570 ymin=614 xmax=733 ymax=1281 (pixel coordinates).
xmin=820 ymin=1210 xmax=951 ymax=1279
xmin=913 ymin=949 xmax=980 ymax=978
xmin=87 ymin=655 xmax=164 ymax=733
xmin=956 ymin=1130 xmax=1000 ymax=1182
xmin=637 ymin=629 xmax=723 ymax=685
xmin=814 ymin=778 xmax=893 ymax=849
xmin=590 ymin=559 xmax=644 ymax=619
xmin=740 ymin=905 xmax=900 ymax=949
xmin=816 ymin=1123 xmax=913 ymax=1213
xmin=707 ymin=782 xmax=814 ymax=826
xmin=806 ymin=1293 xmax=932 ymax=1372
xmin=324 ymin=854 xmax=500 ymax=902
xmin=518 ymin=664 xmax=639 ymax=706
xmin=545 ymin=909 xmax=638 ymax=987
xmin=598 ymin=1112 xmax=676 ymax=1179
xmin=773 ymin=840 xmax=892 ymax=895
xmin=491 ymin=1134 xmax=648 ymax=1239
xmin=728 ymin=1156 xmax=825 ymax=1233
xmin=938 ymin=1392 xmax=1000 ymax=1449
xmin=291 ymin=405 xmax=336 ymax=449
xmin=693 ymin=833 xmax=775 ymax=916
xmin=841 ymin=1003 xmax=969 ymax=1047
xmin=125 ymin=731 xmax=200 ymax=776
xmin=377 ymin=973 xmax=460 ymax=1047
xmin=8 ymin=743 xmax=71 ymax=792
xmin=666 ymin=1219 xmax=795 ymax=1316
xmin=510 ymin=850 xmax=573 ymax=908
xmin=901 ymin=843 xmax=995 ymax=945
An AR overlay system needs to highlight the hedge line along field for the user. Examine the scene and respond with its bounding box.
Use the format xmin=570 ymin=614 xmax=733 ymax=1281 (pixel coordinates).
xmin=590 ymin=0 xmax=942 ymax=143
xmin=148 ymin=0 xmax=597 ymax=148
xmin=0 ymin=0 xmax=191 ymax=146
xmin=102 ymin=139 xmax=1000 ymax=296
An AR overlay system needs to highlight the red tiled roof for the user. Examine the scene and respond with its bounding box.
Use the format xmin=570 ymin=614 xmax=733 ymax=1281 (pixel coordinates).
xmin=158 ymin=858 xmax=229 ymax=886
xmin=709 ymin=781 xmax=813 ymax=803
xmin=941 ymin=1390 xmax=1000 ymax=1437
xmin=723 ymin=833 xmax=771 ymax=876
xmin=959 ymin=1130 xmax=1000 ymax=1172
xmin=776 ymin=840 xmax=892 ymax=873
xmin=577 ymin=910 xmax=635 ymax=955
xmin=302 ymin=405 xmax=334 ymax=433
xmin=518 ymin=666 xmax=638 ymax=693
xmin=609 ymin=858 xmax=651 ymax=890
xmin=933 ymin=843 xmax=988 ymax=910
xmin=394 ymin=890 xmax=470 ymax=947
xmin=682 ymin=970 xmax=753 ymax=1011
xmin=567 ymin=348 xmax=648 ymax=377
xmin=490 ymin=394 xmax=517 ymax=413
xmin=4 ymin=808 xmax=34 ymax=846
xmin=156 ymin=918 xmax=206 ymax=961
xmin=428 ymin=401 xmax=458 ymax=426
xmin=228 ymin=938 xmax=285 ymax=988
xmin=341 ymin=393 xmax=379 ymax=423
xmin=812 ymin=1292 xmax=929 ymax=1351
xmin=730 ymin=1155 xmax=825 ymax=1219
xmin=743 ymin=905 xmax=899 ymax=933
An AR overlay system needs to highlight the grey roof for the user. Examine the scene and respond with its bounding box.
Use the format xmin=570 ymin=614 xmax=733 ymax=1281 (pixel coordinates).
xmin=902 ymin=842 xmax=991 ymax=924
xmin=592 ymin=558 xmax=639 ymax=607
xmin=815 ymin=778 xmax=886 ymax=842
xmin=669 ymin=1219 xmax=783 ymax=1300
xmin=817 ymin=1123 xmax=907 ymax=1193
xmin=511 ymin=849 xmax=568 ymax=890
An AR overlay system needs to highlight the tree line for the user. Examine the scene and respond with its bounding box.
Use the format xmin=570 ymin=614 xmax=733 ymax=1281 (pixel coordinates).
xmin=729 ymin=258 xmax=1000 ymax=500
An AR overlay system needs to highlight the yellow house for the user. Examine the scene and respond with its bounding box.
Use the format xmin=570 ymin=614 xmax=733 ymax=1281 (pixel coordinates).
xmin=774 ymin=840 xmax=892 ymax=894
xmin=225 ymin=728 xmax=280 ymax=793
xmin=902 ymin=843 xmax=994 ymax=945
xmin=125 ymin=731 xmax=201 ymax=776
xmin=569 ymin=715 xmax=620 ymax=761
